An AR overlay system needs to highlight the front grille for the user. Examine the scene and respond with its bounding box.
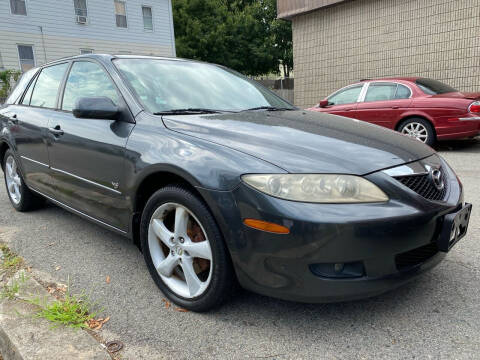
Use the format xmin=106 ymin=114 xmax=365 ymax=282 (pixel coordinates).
xmin=394 ymin=170 xmax=448 ymax=201
xmin=395 ymin=242 xmax=439 ymax=271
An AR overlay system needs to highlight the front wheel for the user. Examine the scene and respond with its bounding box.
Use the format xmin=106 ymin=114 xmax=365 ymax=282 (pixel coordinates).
xmin=399 ymin=118 xmax=436 ymax=146
xmin=140 ymin=185 xmax=235 ymax=312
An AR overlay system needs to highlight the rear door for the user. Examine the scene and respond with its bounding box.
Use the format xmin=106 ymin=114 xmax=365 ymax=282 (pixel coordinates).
xmin=46 ymin=59 xmax=135 ymax=231
xmin=355 ymin=82 xmax=413 ymax=128
xmin=6 ymin=63 xmax=69 ymax=196
xmin=324 ymin=84 xmax=364 ymax=118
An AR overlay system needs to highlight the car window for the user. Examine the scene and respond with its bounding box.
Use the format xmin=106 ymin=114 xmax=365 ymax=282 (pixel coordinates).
xmin=364 ymin=83 xmax=397 ymax=102
xmin=4 ymin=68 xmax=37 ymax=105
xmin=30 ymin=63 xmax=69 ymax=108
xmin=395 ymin=84 xmax=411 ymax=99
xmin=328 ymin=86 xmax=362 ymax=105
xmin=416 ymin=78 xmax=457 ymax=95
xmin=62 ymin=61 xmax=120 ymax=111
xmin=21 ymin=74 xmax=37 ymax=105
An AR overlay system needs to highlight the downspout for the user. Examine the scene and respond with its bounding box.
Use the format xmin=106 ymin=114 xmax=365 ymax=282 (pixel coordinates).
xmin=38 ymin=26 xmax=47 ymax=63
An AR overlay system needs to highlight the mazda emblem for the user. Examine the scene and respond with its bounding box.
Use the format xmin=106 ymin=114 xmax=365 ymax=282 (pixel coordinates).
xmin=430 ymin=169 xmax=444 ymax=190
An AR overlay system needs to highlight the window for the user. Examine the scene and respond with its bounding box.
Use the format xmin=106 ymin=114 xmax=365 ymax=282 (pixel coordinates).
xmin=328 ymin=86 xmax=362 ymax=105
xmin=74 ymin=0 xmax=88 ymax=23
xmin=17 ymin=45 xmax=35 ymax=72
xmin=364 ymin=83 xmax=397 ymax=102
xmin=395 ymin=84 xmax=411 ymax=99
xmin=142 ymin=6 xmax=153 ymax=31
xmin=114 ymin=0 xmax=127 ymax=28
xmin=30 ymin=63 xmax=69 ymax=108
xmin=21 ymin=73 xmax=37 ymax=105
xmin=416 ymin=78 xmax=457 ymax=95
xmin=80 ymin=49 xmax=94 ymax=54
xmin=10 ymin=0 xmax=27 ymax=15
xmin=62 ymin=61 xmax=119 ymax=111
xmin=5 ymin=68 xmax=37 ymax=105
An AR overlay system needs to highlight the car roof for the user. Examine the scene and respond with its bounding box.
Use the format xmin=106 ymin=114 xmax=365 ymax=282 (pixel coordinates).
xmin=362 ymin=77 xmax=419 ymax=83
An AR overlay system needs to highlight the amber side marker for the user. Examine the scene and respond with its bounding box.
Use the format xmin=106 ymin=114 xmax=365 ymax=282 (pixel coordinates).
xmin=243 ymin=219 xmax=290 ymax=234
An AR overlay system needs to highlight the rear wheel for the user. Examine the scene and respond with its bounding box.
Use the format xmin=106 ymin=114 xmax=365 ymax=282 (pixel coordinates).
xmin=399 ymin=118 xmax=435 ymax=146
xmin=140 ymin=185 xmax=234 ymax=312
xmin=3 ymin=149 xmax=44 ymax=211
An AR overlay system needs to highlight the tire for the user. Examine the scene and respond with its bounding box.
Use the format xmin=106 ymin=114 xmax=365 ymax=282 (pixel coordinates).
xmin=3 ymin=149 xmax=44 ymax=212
xmin=398 ymin=118 xmax=436 ymax=147
xmin=140 ymin=185 xmax=235 ymax=312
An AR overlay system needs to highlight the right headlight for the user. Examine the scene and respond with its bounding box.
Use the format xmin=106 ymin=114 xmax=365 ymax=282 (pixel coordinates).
xmin=241 ymin=174 xmax=389 ymax=203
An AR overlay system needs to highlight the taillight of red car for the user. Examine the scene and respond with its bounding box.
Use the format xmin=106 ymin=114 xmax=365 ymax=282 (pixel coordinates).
xmin=468 ymin=101 xmax=480 ymax=113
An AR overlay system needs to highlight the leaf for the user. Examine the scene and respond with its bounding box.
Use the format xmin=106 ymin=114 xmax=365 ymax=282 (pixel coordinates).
xmin=26 ymin=266 xmax=32 ymax=273
xmin=175 ymin=307 xmax=189 ymax=313
xmin=55 ymin=266 xmax=61 ymax=271
xmin=105 ymin=276 xmax=111 ymax=284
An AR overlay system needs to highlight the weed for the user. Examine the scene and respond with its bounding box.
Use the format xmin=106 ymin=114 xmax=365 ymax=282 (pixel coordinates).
xmin=1 ymin=272 xmax=27 ymax=300
xmin=0 ymin=244 xmax=23 ymax=271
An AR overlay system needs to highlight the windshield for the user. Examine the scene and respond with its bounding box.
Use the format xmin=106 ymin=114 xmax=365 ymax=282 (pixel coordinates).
xmin=113 ymin=58 xmax=295 ymax=113
xmin=416 ymin=78 xmax=458 ymax=95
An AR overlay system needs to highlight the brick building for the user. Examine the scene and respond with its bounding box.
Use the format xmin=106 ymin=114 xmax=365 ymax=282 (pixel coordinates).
xmin=277 ymin=0 xmax=479 ymax=108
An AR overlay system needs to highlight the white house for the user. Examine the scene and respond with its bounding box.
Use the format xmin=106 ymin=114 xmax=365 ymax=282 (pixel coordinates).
xmin=0 ymin=0 xmax=176 ymax=72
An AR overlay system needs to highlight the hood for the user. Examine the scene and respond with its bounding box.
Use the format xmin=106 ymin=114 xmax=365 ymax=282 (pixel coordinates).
xmin=162 ymin=110 xmax=434 ymax=175
xmin=431 ymin=92 xmax=480 ymax=100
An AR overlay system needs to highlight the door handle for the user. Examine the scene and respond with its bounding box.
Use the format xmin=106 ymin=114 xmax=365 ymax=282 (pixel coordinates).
xmin=8 ymin=114 xmax=18 ymax=125
xmin=49 ymin=125 xmax=64 ymax=136
xmin=391 ymin=106 xmax=400 ymax=109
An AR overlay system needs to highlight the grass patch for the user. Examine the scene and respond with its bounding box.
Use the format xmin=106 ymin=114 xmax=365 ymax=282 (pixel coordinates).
xmin=0 ymin=244 xmax=23 ymax=272
xmin=1 ymin=272 xmax=27 ymax=300
xmin=29 ymin=289 xmax=102 ymax=329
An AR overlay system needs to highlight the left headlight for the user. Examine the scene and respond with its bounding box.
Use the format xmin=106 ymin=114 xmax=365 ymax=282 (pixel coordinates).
xmin=241 ymin=174 xmax=389 ymax=203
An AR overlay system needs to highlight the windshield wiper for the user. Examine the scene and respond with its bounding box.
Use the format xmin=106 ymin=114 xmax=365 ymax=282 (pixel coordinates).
xmin=241 ymin=106 xmax=295 ymax=112
xmin=153 ymin=108 xmax=230 ymax=115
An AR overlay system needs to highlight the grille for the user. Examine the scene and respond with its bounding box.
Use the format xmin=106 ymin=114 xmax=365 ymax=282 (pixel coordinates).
xmin=395 ymin=242 xmax=439 ymax=271
xmin=394 ymin=170 xmax=447 ymax=201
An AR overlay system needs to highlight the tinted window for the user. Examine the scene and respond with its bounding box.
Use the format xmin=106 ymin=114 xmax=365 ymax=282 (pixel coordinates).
xmin=30 ymin=63 xmax=68 ymax=108
xmin=395 ymin=84 xmax=411 ymax=99
xmin=328 ymin=86 xmax=362 ymax=105
xmin=365 ymin=83 xmax=397 ymax=102
xmin=62 ymin=61 xmax=119 ymax=111
xmin=4 ymin=67 xmax=37 ymax=104
xmin=416 ymin=78 xmax=457 ymax=95
xmin=114 ymin=59 xmax=293 ymax=113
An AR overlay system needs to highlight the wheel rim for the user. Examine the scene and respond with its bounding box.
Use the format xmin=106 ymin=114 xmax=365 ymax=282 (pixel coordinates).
xmin=5 ymin=155 xmax=21 ymax=205
xmin=401 ymin=122 xmax=429 ymax=143
xmin=148 ymin=202 xmax=213 ymax=299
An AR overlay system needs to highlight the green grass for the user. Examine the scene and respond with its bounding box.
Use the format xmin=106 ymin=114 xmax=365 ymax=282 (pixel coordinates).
xmin=30 ymin=290 xmax=102 ymax=329
xmin=0 ymin=244 xmax=23 ymax=271
xmin=1 ymin=272 xmax=27 ymax=300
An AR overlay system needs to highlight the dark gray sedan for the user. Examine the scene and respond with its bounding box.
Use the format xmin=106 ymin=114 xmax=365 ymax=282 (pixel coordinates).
xmin=0 ymin=55 xmax=472 ymax=311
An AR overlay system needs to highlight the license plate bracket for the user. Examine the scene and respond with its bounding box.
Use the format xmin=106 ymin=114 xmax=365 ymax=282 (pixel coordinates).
xmin=438 ymin=203 xmax=472 ymax=252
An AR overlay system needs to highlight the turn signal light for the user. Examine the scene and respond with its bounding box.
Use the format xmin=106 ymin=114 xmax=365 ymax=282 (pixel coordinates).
xmin=243 ymin=219 xmax=290 ymax=234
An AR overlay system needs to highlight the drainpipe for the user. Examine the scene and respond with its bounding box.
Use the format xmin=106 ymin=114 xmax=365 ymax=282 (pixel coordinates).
xmin=38 ymin=26 xmax=47 ymax=63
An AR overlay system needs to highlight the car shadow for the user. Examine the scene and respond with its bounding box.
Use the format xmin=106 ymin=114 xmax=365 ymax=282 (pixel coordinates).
xmin=435 ymin=137 xmax=480 ymax=153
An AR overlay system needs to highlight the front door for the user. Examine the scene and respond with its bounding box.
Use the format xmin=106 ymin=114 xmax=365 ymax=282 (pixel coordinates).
xmin=324 ymin=84 xmax=363 ymax=118
xmin=47 ymin=60 xmax=134 ymax=231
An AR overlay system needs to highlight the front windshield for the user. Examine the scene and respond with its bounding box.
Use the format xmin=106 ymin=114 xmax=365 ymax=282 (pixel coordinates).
xmin=416 ymin=78 xmax=458 ymax=95
xmin=113 ymin=58 xmax=294 ymax=113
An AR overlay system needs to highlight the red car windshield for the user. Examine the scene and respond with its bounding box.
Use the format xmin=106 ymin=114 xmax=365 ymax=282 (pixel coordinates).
xmin=416 ymin=78 xmax=458 ymax=95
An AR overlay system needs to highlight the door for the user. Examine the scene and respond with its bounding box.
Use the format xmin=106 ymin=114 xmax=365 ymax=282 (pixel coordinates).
xmin=324 ymin=84 xmax=364 ymax=118
xmin=8 ymin=63 xmax=69 ymax=196
xmin=47 ymin=60 xmax=134 ymax=231
xmin=355 ymin=82 xmax=413 ymax=128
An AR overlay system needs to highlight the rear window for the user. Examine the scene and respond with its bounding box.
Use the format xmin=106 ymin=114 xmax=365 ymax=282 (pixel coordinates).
xmin=416 ymin=78 xmax=457 ymax=95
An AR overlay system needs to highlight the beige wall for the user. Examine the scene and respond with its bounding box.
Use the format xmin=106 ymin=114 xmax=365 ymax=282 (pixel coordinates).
xmin=292 ymin=0 xmax=480 ymax=109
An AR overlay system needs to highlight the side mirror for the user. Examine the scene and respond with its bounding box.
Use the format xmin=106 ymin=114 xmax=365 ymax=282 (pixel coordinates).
xmin=319 ymin=99 xmax=330 ymax=108
xmin=73 ymin=97 xmax=120 ymax=120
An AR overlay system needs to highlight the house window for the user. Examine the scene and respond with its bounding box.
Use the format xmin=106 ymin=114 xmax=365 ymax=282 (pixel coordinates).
xmin=142 ymin=6 xmax=153 ymax=31
xmin=10 ymin=0 xmax=27 ymax=15
xmin=74 ymin=0 xmax=87 ymax=16
xmin=17 ymin=45 xmax=35 ymax=72
xmin=80 ymin=48 xmax=93 ymax=54
xmin=114 ymin=0 xmax=127 ymax=28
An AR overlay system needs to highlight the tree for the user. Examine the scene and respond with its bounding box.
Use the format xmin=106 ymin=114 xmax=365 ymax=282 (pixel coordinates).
xmin=172 ymin=0 xmax=293 ymax=77
xmin=0 ymin=69 xmax=21 ymax=99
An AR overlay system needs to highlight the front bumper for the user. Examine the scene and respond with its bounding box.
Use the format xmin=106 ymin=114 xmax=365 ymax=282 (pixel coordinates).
xmin=198 ymin=156 xmax=465 ymax=303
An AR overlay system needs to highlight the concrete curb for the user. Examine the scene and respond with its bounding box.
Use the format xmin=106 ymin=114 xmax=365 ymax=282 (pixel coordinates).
xmin=0 ymin=270 xmax=111 ymax=360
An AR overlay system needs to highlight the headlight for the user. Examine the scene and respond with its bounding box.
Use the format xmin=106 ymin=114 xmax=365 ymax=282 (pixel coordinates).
xmin=241 ymin=174 xmax=389 ymax=203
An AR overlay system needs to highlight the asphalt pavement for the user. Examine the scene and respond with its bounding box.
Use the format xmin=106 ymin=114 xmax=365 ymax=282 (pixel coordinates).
xmin=0 ymin=139 xmax=479 ymax=359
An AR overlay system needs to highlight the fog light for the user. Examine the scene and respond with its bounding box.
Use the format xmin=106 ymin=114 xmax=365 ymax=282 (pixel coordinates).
xmin=310 ymin=261 xmax=365 ymax=279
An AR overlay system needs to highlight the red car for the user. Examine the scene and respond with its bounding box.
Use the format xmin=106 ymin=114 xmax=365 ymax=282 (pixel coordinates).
xmin=308 ymin=78 xmax=480 ymax=146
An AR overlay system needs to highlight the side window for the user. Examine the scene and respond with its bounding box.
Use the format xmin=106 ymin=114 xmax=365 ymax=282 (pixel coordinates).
xmin=364 ymin=83 xmax=397 ymax=102
xmin=328 ymin=86 xmax=362 ymax=105
xmin=21 ymin=74 xmax=37 ymax=105
xmin=62 ymin=61 xmax=120 ymax=111
xmin=395 ymin=84 xmax=411 ymax=99
xmin=4 ymin=67 xmax=37 ymax=104
xmin=30 ymin=63 xmax=68 ymax=108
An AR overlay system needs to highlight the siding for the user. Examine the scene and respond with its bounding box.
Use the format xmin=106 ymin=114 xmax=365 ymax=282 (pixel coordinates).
xmin=0 ymin=0 xmax=175 ymax=70
xmin=291 ymin=0 xmax=480 ymax=108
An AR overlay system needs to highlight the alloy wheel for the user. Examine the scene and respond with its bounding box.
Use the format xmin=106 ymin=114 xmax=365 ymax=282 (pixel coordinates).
xmin=5 ymin=155 xmax=22 ymax=205
xmin=148 ymin=202 xmax=213 ymax=299
xmin=401 ymin=122 xmax=428 ymax=143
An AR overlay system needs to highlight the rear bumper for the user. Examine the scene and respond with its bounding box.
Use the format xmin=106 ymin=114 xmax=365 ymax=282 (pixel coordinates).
xmin=436 ymin=116 xmax=480 ymax=139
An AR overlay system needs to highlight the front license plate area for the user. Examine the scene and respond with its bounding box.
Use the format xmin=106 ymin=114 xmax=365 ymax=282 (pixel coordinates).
xmin=438 ymin=203 xmax=472 ymax=252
